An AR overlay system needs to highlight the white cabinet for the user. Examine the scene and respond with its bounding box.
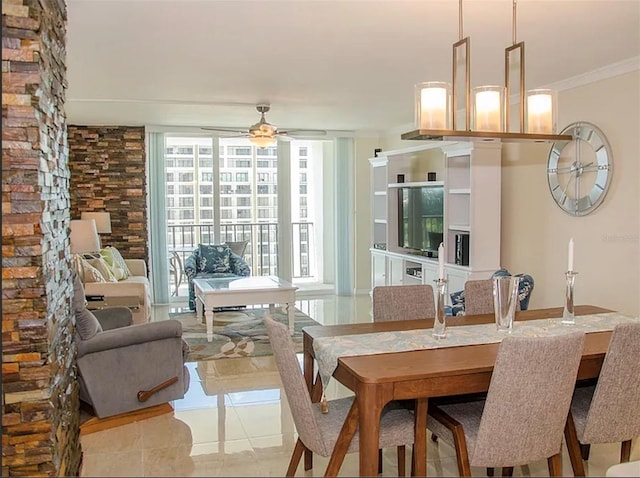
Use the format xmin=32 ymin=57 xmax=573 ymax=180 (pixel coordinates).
xmin=369 ymin=141 xmax=501 ymax=295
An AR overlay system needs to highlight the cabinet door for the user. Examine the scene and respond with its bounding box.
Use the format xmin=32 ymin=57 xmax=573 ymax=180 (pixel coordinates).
xmin=446 ymin=268 xmax=469 ymax=298
xmin=372 ymin=253 xmax=387 ymax=288
xmin=388 ymin=257 xmax=404 ymax=286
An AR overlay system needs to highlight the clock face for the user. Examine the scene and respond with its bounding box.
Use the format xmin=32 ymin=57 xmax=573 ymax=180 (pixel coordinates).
xmin=547 ymin=122 xmax=613 ymax=216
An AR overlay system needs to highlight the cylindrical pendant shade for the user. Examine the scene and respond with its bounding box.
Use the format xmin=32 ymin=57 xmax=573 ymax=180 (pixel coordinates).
xmin=472 ymin=85 xmax=506 ymax=132
xmin=526 ymin=89 xmax=556 ymax=134
xmin=415 ymin=82 xmax=452 ymax=130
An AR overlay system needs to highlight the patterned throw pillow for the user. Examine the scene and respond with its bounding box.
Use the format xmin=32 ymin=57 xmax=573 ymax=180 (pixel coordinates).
xmin=100 ymin=246 xmax=130 ymax=280
xmin=87 ymin=257 xmax=118 ymax=282
xmin=80 ymin=258 xmax=106 ymax=283
xmin=198 ymin=244 xmax=232 ymax=273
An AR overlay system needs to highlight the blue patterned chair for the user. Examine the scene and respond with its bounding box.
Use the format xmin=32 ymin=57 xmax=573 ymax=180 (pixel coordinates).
xmin=447 ymin=268 xmax=534 ymax=316
xmin=184 ymin=244 xmax=251 ymax=310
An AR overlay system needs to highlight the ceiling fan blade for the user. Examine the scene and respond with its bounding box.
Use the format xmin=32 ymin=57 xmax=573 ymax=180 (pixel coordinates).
xmin=279 ymin=129 xmax=327 ymax=136
xmin=201 ymin=127 xmax=248 ymax=135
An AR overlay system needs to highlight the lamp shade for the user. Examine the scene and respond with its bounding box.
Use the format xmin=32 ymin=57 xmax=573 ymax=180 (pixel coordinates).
xmin=70 ymin=219 xmax=100 ymax=254
xmin=249 ymin=135 xmax=277 ymax=148
xmin=81 ymin=211 xmax=112 ymax=233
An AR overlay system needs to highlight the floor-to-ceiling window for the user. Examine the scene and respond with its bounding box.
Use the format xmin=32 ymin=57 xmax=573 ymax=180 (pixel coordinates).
xmin=163 ymin=135 xmax=329 ymax=298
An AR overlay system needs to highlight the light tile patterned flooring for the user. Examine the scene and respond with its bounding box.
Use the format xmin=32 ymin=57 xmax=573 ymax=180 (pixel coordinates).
xmin=80 ymin=294 xmax=639 ymax=477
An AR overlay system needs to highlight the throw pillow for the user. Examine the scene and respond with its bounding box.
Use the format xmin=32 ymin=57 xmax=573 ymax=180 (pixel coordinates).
xmin=73 ymin=276 xmax=103 ymax=340
xmin=198 ymin=244 xmax=232 ymax=273
xmin=87 ymin=257 xmax=118 ymax=282
xmin=100 ymin=246 xmax=131 ymax=280
xmin=80 ymin=258 xmax=106 ymax=283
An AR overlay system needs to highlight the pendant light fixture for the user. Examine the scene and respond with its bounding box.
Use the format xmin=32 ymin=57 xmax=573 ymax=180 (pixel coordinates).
xmin=404 ymin=0 xmax=570 ymax=143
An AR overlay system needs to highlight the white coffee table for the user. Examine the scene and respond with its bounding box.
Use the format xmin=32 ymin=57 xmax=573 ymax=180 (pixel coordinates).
xmin=193 ymin=276 xmax=298 ymax=337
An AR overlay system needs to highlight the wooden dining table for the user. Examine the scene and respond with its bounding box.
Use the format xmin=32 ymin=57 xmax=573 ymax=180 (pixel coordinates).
xmin=302 ymin=305 xmax=615 ymax=477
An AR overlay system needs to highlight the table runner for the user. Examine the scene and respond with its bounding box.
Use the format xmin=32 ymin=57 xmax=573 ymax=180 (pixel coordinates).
xmin=312 ymin=312 xmax=638 ymax=391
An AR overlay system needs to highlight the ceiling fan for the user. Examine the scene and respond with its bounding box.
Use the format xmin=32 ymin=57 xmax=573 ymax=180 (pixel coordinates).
xmin=201 ymin=104 xmax=327 ymax=148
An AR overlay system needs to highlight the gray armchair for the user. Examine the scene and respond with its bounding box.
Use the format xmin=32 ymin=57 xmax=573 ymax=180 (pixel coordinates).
xmin=74 ymin=277 xmax=190 ymax=418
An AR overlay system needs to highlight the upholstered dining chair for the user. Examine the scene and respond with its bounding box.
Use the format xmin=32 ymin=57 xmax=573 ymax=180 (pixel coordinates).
xmin=427 ymin=332 xmax=585 ymax=477
xmin=564 ymin=321 xmax=640 ymax=476
xmin=263 ymin=316 xmax=416 ymax=477
xmin=463 ymin=279 xmax=525 ymax=316
xmin=372 ymin=284 xmax=436 ymax=322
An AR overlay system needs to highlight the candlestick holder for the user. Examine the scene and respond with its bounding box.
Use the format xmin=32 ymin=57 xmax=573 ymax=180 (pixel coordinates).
xmin=561 ymin=271 xmax=578 ymax=325
xmin=432 ymin=278 xmax=448 ymax=339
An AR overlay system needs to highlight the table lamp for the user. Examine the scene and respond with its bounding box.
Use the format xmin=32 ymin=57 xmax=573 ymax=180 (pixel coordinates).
xmin=70 ymin=219 xmax=101 ymax=281
xmin=80 ymin=212 xmax=111 ymax=248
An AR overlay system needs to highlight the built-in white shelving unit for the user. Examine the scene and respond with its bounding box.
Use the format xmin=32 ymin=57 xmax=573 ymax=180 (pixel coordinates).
xmin=369 ymin=141 xmax=502 ymax=298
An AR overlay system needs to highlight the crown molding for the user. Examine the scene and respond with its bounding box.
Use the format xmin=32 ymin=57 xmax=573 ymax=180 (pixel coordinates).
xmin=543 ymin=56 xmax=640 ymax=92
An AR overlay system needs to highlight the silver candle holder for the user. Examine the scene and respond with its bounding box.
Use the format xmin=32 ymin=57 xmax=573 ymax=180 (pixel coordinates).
xmin=432 ymin=278 xmax=448 ymax=339
xmin=561 ymin=271 xmax=578 ymax=325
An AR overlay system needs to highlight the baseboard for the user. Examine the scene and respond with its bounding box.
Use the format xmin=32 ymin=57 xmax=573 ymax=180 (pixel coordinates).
xmin=80 ymin=402 xmax=174 ymax=435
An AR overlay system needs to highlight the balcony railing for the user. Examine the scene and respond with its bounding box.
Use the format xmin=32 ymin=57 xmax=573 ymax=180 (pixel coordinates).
xmin=167 ymin=222 xmax=315 ymax=295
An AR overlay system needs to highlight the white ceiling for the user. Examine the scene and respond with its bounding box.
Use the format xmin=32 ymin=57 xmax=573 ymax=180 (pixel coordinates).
xmin=66 ymin=0 xmax=640 ymax=135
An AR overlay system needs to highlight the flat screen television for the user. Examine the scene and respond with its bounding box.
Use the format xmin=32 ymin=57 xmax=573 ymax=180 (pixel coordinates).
xmin=397 ymin=185 xmax=444 ymax=256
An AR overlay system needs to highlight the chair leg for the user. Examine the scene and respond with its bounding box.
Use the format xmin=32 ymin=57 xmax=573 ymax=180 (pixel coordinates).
xmin=501 ymin=466 xmax=513 ymax=476
xmin=621 ymin=440 xmax=632 ymax=463
xmin=324 ymin=399 xmax=359 ymax=477
xmin=287 ymin=439 xmax=305 ymax=477
xmin=396 ymin=446 xmax=406 ymax=477
xmin=547 ymin=454 xmax=563 ymax=477
xmin=378 ymin=449 xmax=383 ymax=474
xmin=304 ymin=450 xmax=313 ymax=471
xmin=580 ymin=443 xmax=591 ymax=460
xmin=430 ymin=406 xmax=471 ymax=477
xmin=564 ymin=412 xmax=586 ymax=476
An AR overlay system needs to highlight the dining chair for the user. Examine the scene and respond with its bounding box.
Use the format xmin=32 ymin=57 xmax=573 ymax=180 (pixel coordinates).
xmin=264 ymin=316 xmax=416 ymax=477
xmin=372 ymin=284 xmax=435 ymax=322
xmin=564 ymin=321 xmax=640 ymax=476
xmin=427 ymin=332 xmax=586 ymax=477
xmin=463 ymin=279 xmax=524 ymax=316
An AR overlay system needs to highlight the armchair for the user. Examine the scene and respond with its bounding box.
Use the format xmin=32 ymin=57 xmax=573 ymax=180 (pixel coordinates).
xmin=184 ymin=244 xmax=251 ymax=310
xmin=74 ymin=277 xmax=190 ymax=419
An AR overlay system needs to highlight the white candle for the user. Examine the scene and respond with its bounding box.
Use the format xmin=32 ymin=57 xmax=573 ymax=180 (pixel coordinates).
xmin=568 ymin=237 xmax=574 ymax=272
xmin=438 ymin=242 xmax=445 ymax=280
xmin=420 ymin=86 xmax=447 ymax=130
xmin=527 ymin=92 xmax=553 ymax=134
xmin=474 ymin=90 xmax=501 ymax=132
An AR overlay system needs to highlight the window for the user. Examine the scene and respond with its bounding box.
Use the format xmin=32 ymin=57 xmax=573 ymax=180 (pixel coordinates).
xmin=221 ymin=210 xmax=232 ymax=219
xmin=257 ymin=147 xmax=276 ymax=156
xmin=237 ymin=197 xmax=251 ymax=207
xmin=300 ymin=209 xmax=307 ymax=218
xmin=199 ymin=158 xmax=213 ymax=168
xmin=201 ymin=172 xmax=214 ymax=182
xmin=199 ymin=147 xmax=212 ymax=155
xmin=177 ymin=147 xmax=193 ymax=155
xmin=200 ymin=185 xmax=213 ymax=194
xmin=180 ymin=210 xmax=194 ymax=220
xmin=236 ymin=185 xmax=251 ymax=194
xmin=200 ymin=209 xmax=213 ymax=220
xmin=237 ymin=209 xmax=252 ymax=219
xmin=300 ymin=173 xmax=307 ymax=183
xmin=299 ymin=159 xmax=307 ymax=168
xmin=299 ymin=147 xmax=308 ymax=156
xmin=166 ymin=173 xmax=175 ymax=182
xmin=257 ymin=173 xmax=269 ymax=182
xmin=235 ymin=160 xmax=251 ymax=168
xmin=179 ymin=197 xmax=194 ymax=207
xmin=220 ymin=185 xmax=233 ymax=194
xmin=257 ymin=160 xmax=270 ymax=168
xmin=220 ymin=172 xmax=232 ymax=182
xmin=167 ymin=198 xmax=174 ymax=207
xmin=257 ymin=185 xmax=269 ymax=194
xmin=179 ymin=172 xmax=194 ymax=182
xmin=236 ymin=172 xmax=249 ymax=182
xmin=258 ymin=209 xmax=271 ymax=218
xmin=200 ymin=197 xmax=212 ymax=207
xmin=230 ymin=147 xmax=251 ymax=156
xmin=166 ymin=158 xmax=175 ymax=168
xmin=221 ymin=197 xmax=232 ymax=207
xmin=300 ymin=197 xmax=307 ymax=206
xmin=167 ymin=185 xmax=174 ymax=195
xmin=179 ymin=185 xmax=193 ymax=195
xmin=299 ymin=185 xmax=307 ymax=194
xmin=258 ymin=197 xmax=270 ymax=206
xmin=177 ymin=159 xmax=193 ymax=168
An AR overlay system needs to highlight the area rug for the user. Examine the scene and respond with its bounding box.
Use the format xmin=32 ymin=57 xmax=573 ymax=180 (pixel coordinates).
xmin=169 ymin=307 xmax=320 ymax=362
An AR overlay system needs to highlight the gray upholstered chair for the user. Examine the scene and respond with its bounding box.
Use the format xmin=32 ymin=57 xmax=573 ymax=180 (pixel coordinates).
xmin=564 ymin=322 xmax=640 ymax=476
xmin=263 ymin=316 xmax=416 ymax=477
xmin=427 ymin=332 xmax=585 ymax=477
xmin=463 ymin=279 xmax=523 ymax=316
xmin=372 ymin=284 xmax=436 ymax=322
xmin=74 ymin=277 xmax=190 ymax=418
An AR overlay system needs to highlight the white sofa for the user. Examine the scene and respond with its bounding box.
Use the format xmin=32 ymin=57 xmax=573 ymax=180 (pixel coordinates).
xmin=83 ymin=259 xmax=151 ymax=325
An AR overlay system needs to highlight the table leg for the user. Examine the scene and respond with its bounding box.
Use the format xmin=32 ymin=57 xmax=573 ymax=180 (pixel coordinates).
xmin=358 ymin=382 xmax=384 ymax=476
xmin=195 ymin=296 xmax=203 ymax=321
xmin=286 ymin=301 xmax=294 ymax=335
xmin=205 ymin=310 xmax=214 ymax=342
xmin=414 ymin=398 xmax=428 ymax=477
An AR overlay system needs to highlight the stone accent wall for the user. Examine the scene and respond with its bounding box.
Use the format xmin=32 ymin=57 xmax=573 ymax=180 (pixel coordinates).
xmin=2 ymin=0 xmax=82 ymax=476
xmin=68 ymin=126 xmax=148 ymax=261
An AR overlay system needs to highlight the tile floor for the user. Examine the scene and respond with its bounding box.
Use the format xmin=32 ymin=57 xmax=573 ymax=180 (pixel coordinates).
xmin=80 ymin=294 xmax=639 ymax=477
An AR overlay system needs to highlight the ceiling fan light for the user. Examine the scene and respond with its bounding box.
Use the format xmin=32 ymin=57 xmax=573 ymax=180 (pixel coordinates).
xmin=249 ymin=135 xmax=277 ymax=148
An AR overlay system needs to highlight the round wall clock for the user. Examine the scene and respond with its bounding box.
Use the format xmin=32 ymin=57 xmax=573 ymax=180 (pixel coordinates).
xmin=546 ymin=122 xmax=613 ymax=216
